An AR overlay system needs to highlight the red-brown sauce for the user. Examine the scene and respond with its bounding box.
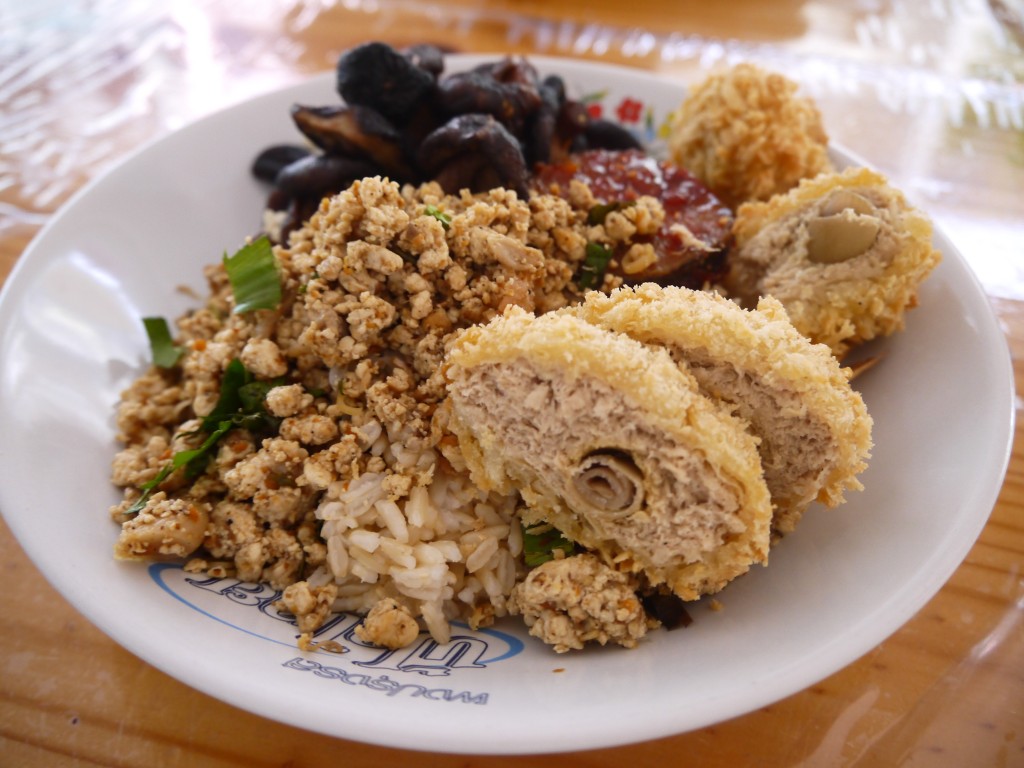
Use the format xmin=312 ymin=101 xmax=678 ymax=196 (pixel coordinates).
xmin=532 ymin=148 xmax=733 ymax=287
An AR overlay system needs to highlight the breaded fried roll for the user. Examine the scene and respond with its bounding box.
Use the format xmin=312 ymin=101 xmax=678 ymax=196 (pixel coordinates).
xmin=572 ymin=284 xmax=873 ymax=534
xmin=666 ymin=63 xmax=833 ymax=208
xmin=443 ymin=308 xmax=773 ymax=600
xmin=725 ymin=166 xmax=942 ymax=358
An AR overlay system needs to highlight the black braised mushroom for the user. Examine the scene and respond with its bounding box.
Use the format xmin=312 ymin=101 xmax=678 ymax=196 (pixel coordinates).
xmin=417 ymin=114 xmax=529 ymax=197
xmin=525 ymin=75 xmax=592 ymax=165
xmin=252 ymin=44 xmax=660 ymax=244
xmin=525 ymin=76 xmax=561 ymax=165
xmin=289 ymin=104 xmax=413 ymax=179
xmin=584 ymin=118 xmax=644 ymax=151
xmin=403 ymin=43 xmax=446 ymax=78
xmin=436 ymin=57 xmax=543 ymax=136
xmin=335 ymin=41 xmax=437 ymax=124
xmin=251 ymin=144 xmax=312 ymax=184
xmin=275 ymin=153 xmax=382 ymax=197
xmin=556 ymin=99 xmax=591 ymax=156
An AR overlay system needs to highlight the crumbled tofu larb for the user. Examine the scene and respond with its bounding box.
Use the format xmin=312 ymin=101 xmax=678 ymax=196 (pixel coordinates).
xmin=277 ymin=580 xmax=339 ymax=633
xmin=114 ymin=493 xmax=209 ymax=560
xmin=508 ymin=554 xmax=656 ymax=652
xmin=354 ymin=597 xmax=421 ymax=649
xmin=109 ymin=176 xmax=667 ymax=648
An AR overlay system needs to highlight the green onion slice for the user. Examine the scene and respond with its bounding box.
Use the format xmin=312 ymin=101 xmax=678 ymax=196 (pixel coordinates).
xmin=522 ymin=523 xmax=578 ymax=568
xmin=224 ymin=236 xmax=281 ymax=313
xmin=577 ymin=242 xmax=614 ymax=291
xmin=424 ymin=204 xmax=452 ymax=230
xmin=124 ymin=358 xmax=281 ymax=516
xmin=143 ymin=316 xmax=183 ymax=369
xmin=586 ymin=200 xmax=634 ymax=226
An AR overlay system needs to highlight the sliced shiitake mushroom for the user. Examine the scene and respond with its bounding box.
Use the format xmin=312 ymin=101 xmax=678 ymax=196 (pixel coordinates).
xmin=251 ymin=144 xmax=312 ymax=184
xmin=253 ymin=44 xmax=663 ymax=243
xmin=584 ymin=118 xmax=643 ymax=151
xmin=289 ymin=104 xmax=413 ymax=179
xmin=403 ymin=43 xmax=446 ymax=78
xmin=437 ymin=57 xmax=543 ymax=136
xmin=275 ymin=153 xmax=382 ymax=197
xmin=335 ymin=41 xmax=437 ymax=123
xmin=417 ymin=113 xmax=529 ymax=196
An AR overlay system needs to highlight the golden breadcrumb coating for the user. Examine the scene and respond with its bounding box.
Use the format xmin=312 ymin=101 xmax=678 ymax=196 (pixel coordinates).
xmin=667 ymin=63 xmax=833 ymax=208
xmin=570 ymin=284 xmax=873 ymax=534
xmin=726 ymin=166 xmax=942 ymax=358
xmin=444 ymin=307 xmax=773 ymax=601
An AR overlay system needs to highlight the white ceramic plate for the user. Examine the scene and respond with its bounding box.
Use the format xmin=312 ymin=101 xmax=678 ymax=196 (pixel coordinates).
xmin=0 ymin=55 xmax=1014 ymax=755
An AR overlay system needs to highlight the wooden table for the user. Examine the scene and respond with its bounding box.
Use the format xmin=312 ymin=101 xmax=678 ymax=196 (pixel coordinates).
xmin=2 ymin=2 xmax=1022 ymax=765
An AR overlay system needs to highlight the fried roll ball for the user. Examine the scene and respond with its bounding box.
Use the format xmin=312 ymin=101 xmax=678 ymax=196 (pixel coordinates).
xmin=443 ymin=308 xmax=772 ymax=601
xmin=571 ymin=284 xmax=873 ymax=534
xmin=724 ymin=166 xmax=943 ymax=358
xmin=667 ymin=63 xmax=833 ymax=209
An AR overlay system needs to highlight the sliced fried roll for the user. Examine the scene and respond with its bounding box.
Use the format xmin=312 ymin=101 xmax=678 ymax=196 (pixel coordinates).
xmin=443 ymin=308 xmax=772 ymax=600
xmin=573 ymin=283 xmax=873 ymax=534
xmin=725 ymin=166 xmax=942 ymax=359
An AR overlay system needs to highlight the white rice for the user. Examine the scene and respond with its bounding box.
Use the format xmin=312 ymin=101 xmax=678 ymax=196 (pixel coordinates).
xmin=314 ymin=453 xmax=521 ymax=643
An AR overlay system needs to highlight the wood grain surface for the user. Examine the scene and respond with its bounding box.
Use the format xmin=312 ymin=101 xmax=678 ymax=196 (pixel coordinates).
xmin=1 ymin=2 xmax=1022 ymax=765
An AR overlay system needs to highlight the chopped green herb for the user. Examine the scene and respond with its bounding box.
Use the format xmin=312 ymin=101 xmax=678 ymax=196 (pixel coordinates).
xmin=577 ymin=242 xmax=614 ymax=291
xmin=224 ymin=236 xmax=281 ymax=313
xmin=125 ymin=469 xmax=167 ymax=516
xmin=125 ymin=358 xmax=281 ymax=516
xmin=179 ymin=421 xmax=236 ymax=480
xmin=196 ymin=358 xmax=281 ymax=435
xmin=424 ymin=204 xmax=452 ymax=230
xmin=142 ymin=316 xmax=183 ymax=369
xmin=522 ymin=523 xmax=578 ymax=568
xmin=586 ymin=200 xmax=635 ymax=226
